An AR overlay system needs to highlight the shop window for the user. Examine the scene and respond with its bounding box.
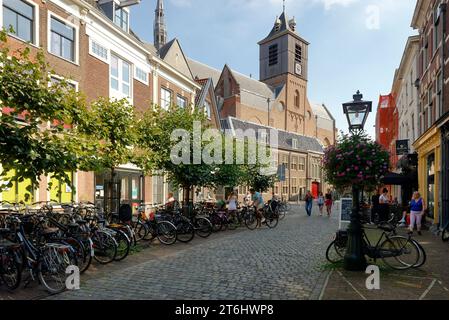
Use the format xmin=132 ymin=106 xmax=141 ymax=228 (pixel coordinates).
xmin=49 ymin=172 xmax=74 ymax=203
xmin=1 ymin=169 xmax=34 ymax=204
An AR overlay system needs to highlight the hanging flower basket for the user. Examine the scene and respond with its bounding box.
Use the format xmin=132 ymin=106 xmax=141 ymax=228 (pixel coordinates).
xmin=322 ymin=133 xmax=390 ymax=190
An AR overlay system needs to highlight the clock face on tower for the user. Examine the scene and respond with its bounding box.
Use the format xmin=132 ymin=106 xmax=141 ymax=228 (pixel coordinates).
xmin=295 ymin=63 xmax=302 ymax=76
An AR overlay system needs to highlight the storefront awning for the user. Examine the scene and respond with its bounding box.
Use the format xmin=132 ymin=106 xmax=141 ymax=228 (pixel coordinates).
xmin=381 ymin=172 xmax=412 ymax=186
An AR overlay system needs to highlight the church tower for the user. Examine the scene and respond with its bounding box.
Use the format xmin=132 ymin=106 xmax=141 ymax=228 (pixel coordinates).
xmin=154 ymin=0 xmax=167 ymax=51
xmin=258 ymin=4 xmax=313 ymax=135
xmin=258 ymin=7 xmax=309 ymax=86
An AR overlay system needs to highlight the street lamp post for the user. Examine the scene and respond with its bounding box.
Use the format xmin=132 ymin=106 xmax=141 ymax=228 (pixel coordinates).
xmin=342 ymin=90 xmax=372 ymax=271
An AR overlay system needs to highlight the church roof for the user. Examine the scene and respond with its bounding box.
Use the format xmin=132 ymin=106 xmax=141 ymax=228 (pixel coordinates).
xmin=157 ymin=38 xmax=177 ymax=59
xmin=222 ymin=117 xmax=324 ymax=154
xmin=187 ymin=58 xmax=222 ymax=87
xmin=310 ymin=103 xmax=334 ymax=121
xmin=225 ymin=66 xmax=283 ymax=112
xmin=258 ymin=11 xmax=309 ymax=46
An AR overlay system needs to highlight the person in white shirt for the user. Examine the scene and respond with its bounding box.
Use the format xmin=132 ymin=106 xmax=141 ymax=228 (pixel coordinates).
xmin=378 ymin=188 xmax=390 ymax=223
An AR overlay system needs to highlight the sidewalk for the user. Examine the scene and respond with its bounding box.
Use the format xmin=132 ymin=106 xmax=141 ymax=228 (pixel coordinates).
xmin=318 ymin=228 xmax=449 ymax=300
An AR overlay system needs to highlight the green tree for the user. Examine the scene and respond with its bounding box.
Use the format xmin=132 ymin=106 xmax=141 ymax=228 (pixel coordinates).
xmin=78 ymin=97 xmax=136 ymax=212
xmin=136 ymin=105 xmax=214 ymax=205
xmin=0 ymin=29 xmax=92 ymax=201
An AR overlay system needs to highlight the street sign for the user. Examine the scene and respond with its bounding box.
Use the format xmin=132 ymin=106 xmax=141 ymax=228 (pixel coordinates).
xmin=277 ymin=164 xmax=286 ymax=182
xmin=339 ymin=198 xmax=352 ymax=230
xmin=396 ymin=140 xmax=409 ymax=156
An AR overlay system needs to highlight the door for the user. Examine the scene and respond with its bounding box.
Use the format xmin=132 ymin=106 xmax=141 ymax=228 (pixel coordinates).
xmin=312 ymin=182 xmax=319 ymax=199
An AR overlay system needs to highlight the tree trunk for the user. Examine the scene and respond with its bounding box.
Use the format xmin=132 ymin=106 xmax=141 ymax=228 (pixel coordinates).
xmin=183 ymin=185 xmax=191 ymax=217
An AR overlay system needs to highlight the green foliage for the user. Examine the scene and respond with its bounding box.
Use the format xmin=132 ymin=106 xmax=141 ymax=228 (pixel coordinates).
xmin=78 ymin=97 xmax=136 ymax=173
xmin=0 ymin=29 xmax=91 ymax=197
xmin=322 ymin=132 xmax=390 ymax=190
xmin=136 ymin=104 xmax=214 ymax=191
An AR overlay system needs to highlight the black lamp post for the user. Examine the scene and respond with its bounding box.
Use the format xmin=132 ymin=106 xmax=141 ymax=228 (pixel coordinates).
xmin=342 ymin=90 xmax=372 ymax=271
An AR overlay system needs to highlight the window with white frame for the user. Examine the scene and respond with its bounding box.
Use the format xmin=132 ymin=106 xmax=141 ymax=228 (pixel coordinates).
xmin=50 ymin=16 xmax=75 ymax=62
xmin=110 ymin=54 xmax=131 ymax=99
xmin=114 ymin=7 xmax=128 ymax=32
xmin=292 ymin=138 xmax=298 ymax=149
xmin=160 ymin=87 xmax=172 ymax=110
xmin=177 ymin=95 xmax=187 ymax=108
xmin=299 ymin=157 xmax=305 ymax=171
xmin=135 ymin=67 xmax=148 ymax=84
xmin=2 ymin=0 xmax=35 ymax=43
xmin=90 ymin=40 xmax=108 ymax=61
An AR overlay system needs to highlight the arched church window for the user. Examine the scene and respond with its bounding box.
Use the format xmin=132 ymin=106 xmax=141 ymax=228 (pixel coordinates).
xmin=294 ymin=90 xmax=300 ymax=108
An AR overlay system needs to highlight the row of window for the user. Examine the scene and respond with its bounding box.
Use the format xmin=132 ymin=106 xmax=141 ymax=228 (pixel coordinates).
xmin=0 ymin=170 xmax=74 ymax=204
xmin=3 ymin=0 xmax=77 ymax=62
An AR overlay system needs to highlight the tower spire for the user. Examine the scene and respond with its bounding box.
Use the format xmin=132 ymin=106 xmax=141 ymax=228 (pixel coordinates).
xmin=283 ymin=0 xmax=285 ymax=13
xmin=154 ymin=0 xmax=167 ymax=51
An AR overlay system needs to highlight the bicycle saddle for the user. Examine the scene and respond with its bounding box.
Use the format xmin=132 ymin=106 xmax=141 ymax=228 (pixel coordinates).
xmin=41 ymin=227 xmax=60 ymax=235
xmin=378 ymin=223 xmax=395 ymax=232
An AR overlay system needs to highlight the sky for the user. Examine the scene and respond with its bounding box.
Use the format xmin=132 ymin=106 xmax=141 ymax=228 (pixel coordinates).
xmin=130 ymin=0 xmax=418 ymax=138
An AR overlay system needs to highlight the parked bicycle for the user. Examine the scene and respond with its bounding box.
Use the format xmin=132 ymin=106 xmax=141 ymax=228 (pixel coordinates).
xmin=326 ymin=222 xmax=425 ymax=270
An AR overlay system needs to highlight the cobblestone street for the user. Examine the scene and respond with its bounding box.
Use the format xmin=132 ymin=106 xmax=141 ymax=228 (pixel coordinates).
xmin=47 ymin=205 xmax=338 ymax=300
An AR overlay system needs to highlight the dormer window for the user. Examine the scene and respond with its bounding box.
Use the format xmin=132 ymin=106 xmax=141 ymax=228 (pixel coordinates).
xmin=114 ymin=7 xmax=129 ymax=31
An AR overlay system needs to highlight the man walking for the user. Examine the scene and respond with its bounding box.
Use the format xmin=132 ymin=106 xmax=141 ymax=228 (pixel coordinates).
xmin=305 ymin=191 xmax=314 ymax=217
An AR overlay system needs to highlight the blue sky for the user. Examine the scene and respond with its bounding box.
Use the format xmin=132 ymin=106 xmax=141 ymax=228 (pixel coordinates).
xmin=130 ymin=0 xmax=417 ymax=138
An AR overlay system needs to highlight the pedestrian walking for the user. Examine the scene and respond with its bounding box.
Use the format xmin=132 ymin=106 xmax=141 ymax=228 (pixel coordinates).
xmin=409 ymin=192 xmax=426 ymax=236
xmin=325 ymin=189 xmax=333 ymax=217
xmin=378 ymin=188 xmax=390 ymax=223
xmin=317 ymin=192 xmax=325 ymax=216
xmin=304 ymin=191 xmax=313 ymax=217
xmin=370 ymin=192 xmax=380 ymax=224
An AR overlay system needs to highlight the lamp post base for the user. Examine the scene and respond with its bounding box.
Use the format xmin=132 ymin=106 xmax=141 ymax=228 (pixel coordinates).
xmin=343 ymin=185 xmax=367 ymax=271
xmin=343 ymin=223 xmax=367 ymax=271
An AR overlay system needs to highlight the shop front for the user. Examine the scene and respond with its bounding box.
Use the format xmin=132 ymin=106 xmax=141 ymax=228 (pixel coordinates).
xmin=413 ymin=126 xmax=441 ymax=226
xmin=441 ymin=123 xmax=449 ymax=228
xmin=95 ymin=165 xmax=144 ymax=215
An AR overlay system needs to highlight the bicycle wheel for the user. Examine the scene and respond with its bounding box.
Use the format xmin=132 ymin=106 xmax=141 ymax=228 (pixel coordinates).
xmin=176 ymin=220 xmax=195 ymax=243
xmin=61 ymin=238 xmax=88 ymax=275
xmin=380 ymin=236 xmax=420 ymax=270
xmin=326 ymin=240 xmax=346 ymax=263
xmin=244 ymin=212 xmax=258 ymax=230
xmin=38 ymin=243 xmax=77 ymax=294
xmin=134 ymin=221 xmax=149 ymax=242
xmin=412 ymin=239 xmax=427 ymax=268
xmin=112 ymin=229 xmax=131 ymax=261
xmin=0 ymin=249 xmax=22 ymax=290
xmin=442 ymin=227 xmax=449 ymax=242
xmin=156 ymin=221 xmax=177 ymax=245
xmin=265 ymin=213 xmax=279 ymax=229
xmin=79 ymin=239 xmax=93 ymax=274
xmin=194 ymin=217 xmax=213 ymax=238
xmin=278 ymin=208 xmax=286 ymax=220
xmin=92 ymin=231 xmax=117 ymax=264
xmin=210 ymin=215 xmax=223 ymax=232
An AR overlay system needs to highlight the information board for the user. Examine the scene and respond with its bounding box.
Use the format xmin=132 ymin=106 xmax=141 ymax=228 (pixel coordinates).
xmin=339 ymin=198 xmax=353 ymax=229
